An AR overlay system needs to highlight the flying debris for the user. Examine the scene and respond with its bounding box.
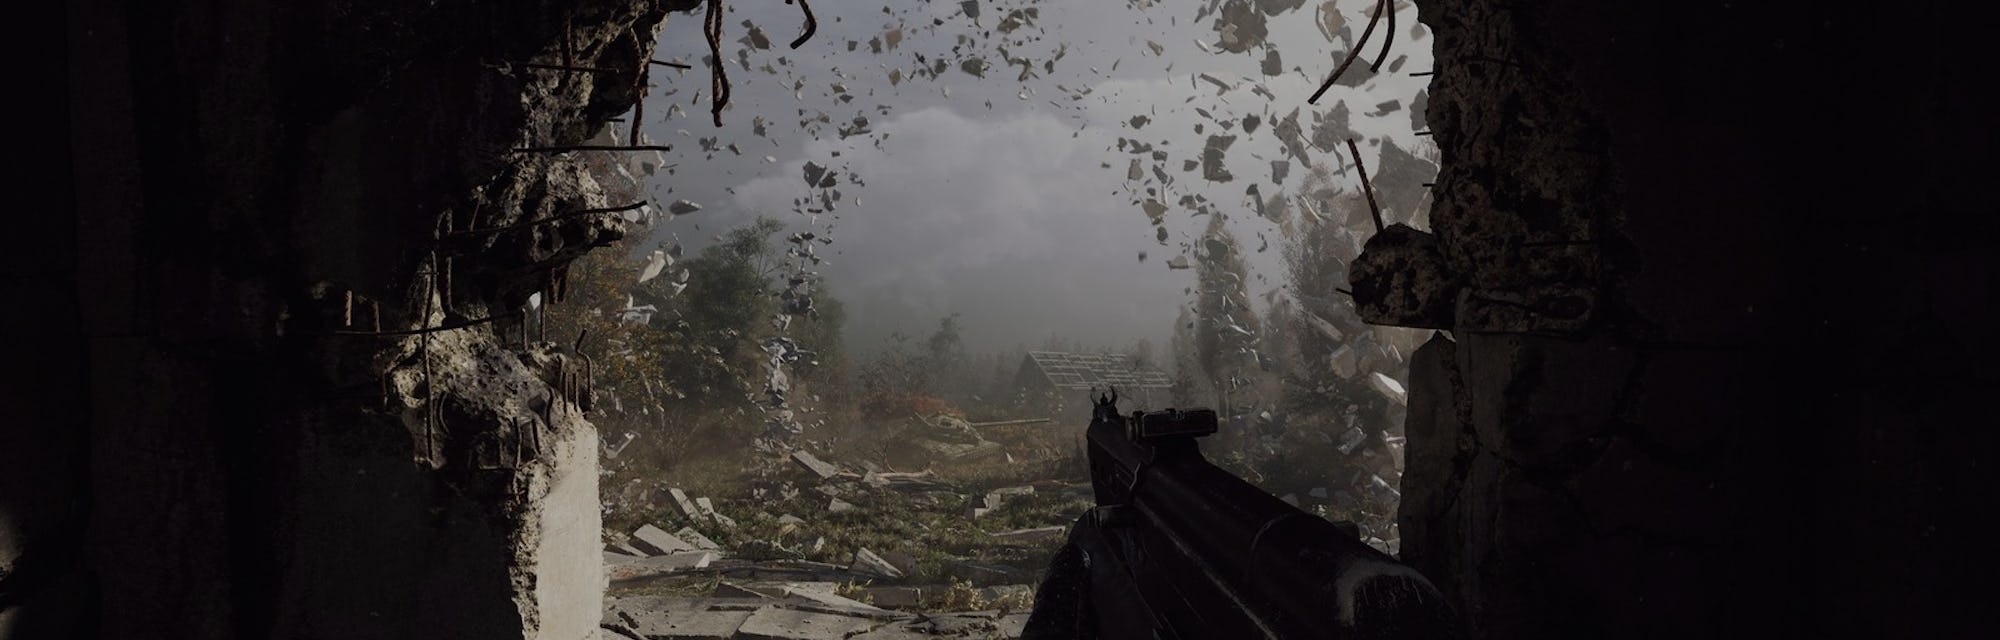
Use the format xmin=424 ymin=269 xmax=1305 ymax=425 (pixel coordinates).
xmin=669 ymin=200 xmax=703 ymax=215
xmin=638 ymin=250 xmax=670 ymax=284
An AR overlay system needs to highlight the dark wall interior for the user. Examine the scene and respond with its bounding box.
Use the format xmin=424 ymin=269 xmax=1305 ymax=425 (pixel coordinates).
xmin=1383 ymin=0 xmax=1994 ymax=636
xmin=8 ymin=0 xmax=1993 ymax=638
xmin=10 ymin=1 xmax=686 ymax=638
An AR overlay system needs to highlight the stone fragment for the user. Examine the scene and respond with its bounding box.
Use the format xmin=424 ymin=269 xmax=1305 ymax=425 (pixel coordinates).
xmin=630 ymin=605 xmax=755 ymax=639
xmin=631 ymin=524 xmax=697 ymax=555
xmin=606 ymin=551 xmax=720 ymax=583
xmin=827 ymin=498 xmax=856 ymax=514
xmin=1349 ymin=224 xmax=1458 ymax=330
xmin=668 ymin=487 xmax=702 ymax=520
xmin=607 ymin=539 xmax=647 ymax=557
xmin=1369 ymin=372 xmax=1409 ymax=406
xmin=790 ymin=451 xmax=839 ymax=479
xmin=676 ymin=527 xmax=722 ymax=551
xmin=694 ymin=496 xmax=737 ymax=528
xmin=850 ymin=547 xmax=905 ymax=579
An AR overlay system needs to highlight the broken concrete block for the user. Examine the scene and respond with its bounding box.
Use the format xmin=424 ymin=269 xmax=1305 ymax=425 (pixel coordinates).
xmin=987 ymin=526 xmax=1065 ymax=544
xmin=1337 ymin=426 xmax=1367 ymax=455
xmin=850 ymin=547 xmax=905 ymax=579
xmin=668 ymin=487 xmax=702 ymax=520
xmin=1309 ymin=487 xmax=1330 ymax=499
xmin=1368 ymin=371 xmax=1409 ymax=406
xmin=607 ymin=539 xmax=648 ymax=557
xmin=736 ymin=605 xmax=878 ymax=640
xmin=827 ymin=498 xmax=856 ymax=514
xmin=693 ymin=496 xmax=737 ymax=528
xmin=629 ymin=604 xmax=755 ymax=639
xmin=1329 ymin=344 xmax=1361 ymax=380
xmin=790 ymin=451 xmax=840 ymax=479
xmin=676 ymin=527 xmax=722 ymax=551
xmin=632 ymin=524 xmax=697 ymax=555
xmin=605 ymin=551 xmax=720 ymax=583
xmin=1349 ymin=223 xmax=1457 ymax=330
xmin=1280 ymin=493 xmax=1300 ymax=506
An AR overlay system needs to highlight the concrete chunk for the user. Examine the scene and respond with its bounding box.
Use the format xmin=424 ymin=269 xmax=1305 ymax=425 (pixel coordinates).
xmin=850 ymin=547 xmax=905 ymax=579
xmin=790 ymin=451 xmax=839 ymax=479
xmin=736 ymin=606 xmax=877 ymax=640
xmin=675 ymin=527 xmax=722 ymax=551
xmin=606 ymin=551 xmax=720 ymax=583
xmin=631 ymin=523 xmax=697 ymax=555
xmin=827 ymin=497 xmax=856 ymax=514
xmin=693 ymin=496 xmax=736 ymax=528
xmin=668 ymin=487 xmax=702 ymax=520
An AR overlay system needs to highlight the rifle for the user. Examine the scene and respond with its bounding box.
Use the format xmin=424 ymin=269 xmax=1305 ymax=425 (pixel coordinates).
xmin=1022 ymin=391 xmax=1462 ymax=639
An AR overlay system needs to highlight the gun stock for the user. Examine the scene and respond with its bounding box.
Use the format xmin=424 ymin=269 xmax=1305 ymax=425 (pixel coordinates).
xmin=1027 ymin=391 xmax=1461 ymax=639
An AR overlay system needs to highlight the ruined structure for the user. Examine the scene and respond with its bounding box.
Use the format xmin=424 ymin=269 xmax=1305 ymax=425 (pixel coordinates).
xmin=11 ymin=0 xmax=704 ymax=637
xmin=10 ymin=0 xmax=1990 ymax=638
xmin=1367 ymin=1 xmax=1992 ymax=636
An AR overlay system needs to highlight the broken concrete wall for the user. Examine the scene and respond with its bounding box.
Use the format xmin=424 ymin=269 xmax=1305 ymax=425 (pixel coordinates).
xmin=10 ymin=0 xmax=703 ymax=637
xmin=1386 ymin=0 xmax=1993 ymax=636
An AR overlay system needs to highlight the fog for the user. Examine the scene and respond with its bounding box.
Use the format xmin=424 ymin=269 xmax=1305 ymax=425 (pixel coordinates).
xmin=632 ymin=0 xmax=1434 ymax=353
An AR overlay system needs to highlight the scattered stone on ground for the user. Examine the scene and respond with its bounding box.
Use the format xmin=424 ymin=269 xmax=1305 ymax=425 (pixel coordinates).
xmin=827 ymin=497 xmax=856 ymax=514
xmin=850 ymin=547 xmax=905 ymax=579
xmin=669 ymin=487 xmax=703 ymax=520
xmin=677 ymin=527 xmax=723 ymax=551
xmin=694 ymin=496 xmax=738 ymax=528
xmin=632 ymin=523 xmax=697 ymax=555
xmin=790 ymin=450 xmax=840 ymax=479
xmin=607 ymin=551 xmax=721 ymax=584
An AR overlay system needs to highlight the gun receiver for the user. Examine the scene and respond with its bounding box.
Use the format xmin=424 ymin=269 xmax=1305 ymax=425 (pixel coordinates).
xmin=1026 ymin=390 xmax=1461 ymax=639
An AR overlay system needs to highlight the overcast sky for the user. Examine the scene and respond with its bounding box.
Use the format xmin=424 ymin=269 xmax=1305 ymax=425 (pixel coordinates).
xmin=630 ymin=0 xmax=1434 ymax=354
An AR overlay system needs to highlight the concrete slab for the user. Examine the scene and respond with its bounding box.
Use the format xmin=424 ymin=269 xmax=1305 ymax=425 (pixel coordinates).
xmin=668 ymin=487 xmax=702 ymax=520
xmin=675 ymin=527 xmax=722 ymax=551
xmin=629 ymin=607 xmax=754 ymax=640
xmin=693 ymin=496 xmax=736 ymax=528
xmin=631 ymin=523 xmax=697 ymax=555
xmin=735 ymin=606 xmax=878 ymax=640
xmin=850 ymin=548 xmax=904 ymax=579
xmin=790 ymin=451 xmax=839 ymax=479
xmin=606 ymin=551 xmax=719 ymax=583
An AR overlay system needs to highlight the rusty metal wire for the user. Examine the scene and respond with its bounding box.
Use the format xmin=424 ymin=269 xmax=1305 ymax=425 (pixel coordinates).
xmin=1309 ymin=0 xmax=1387 ymax=105
xmin=787 ymin=0 xmax=818 ymax=50
xmin=705 ymin=0 xmax=731 ymax=126
xmin=1345 ymin=139 xmax=1384 ymax=232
